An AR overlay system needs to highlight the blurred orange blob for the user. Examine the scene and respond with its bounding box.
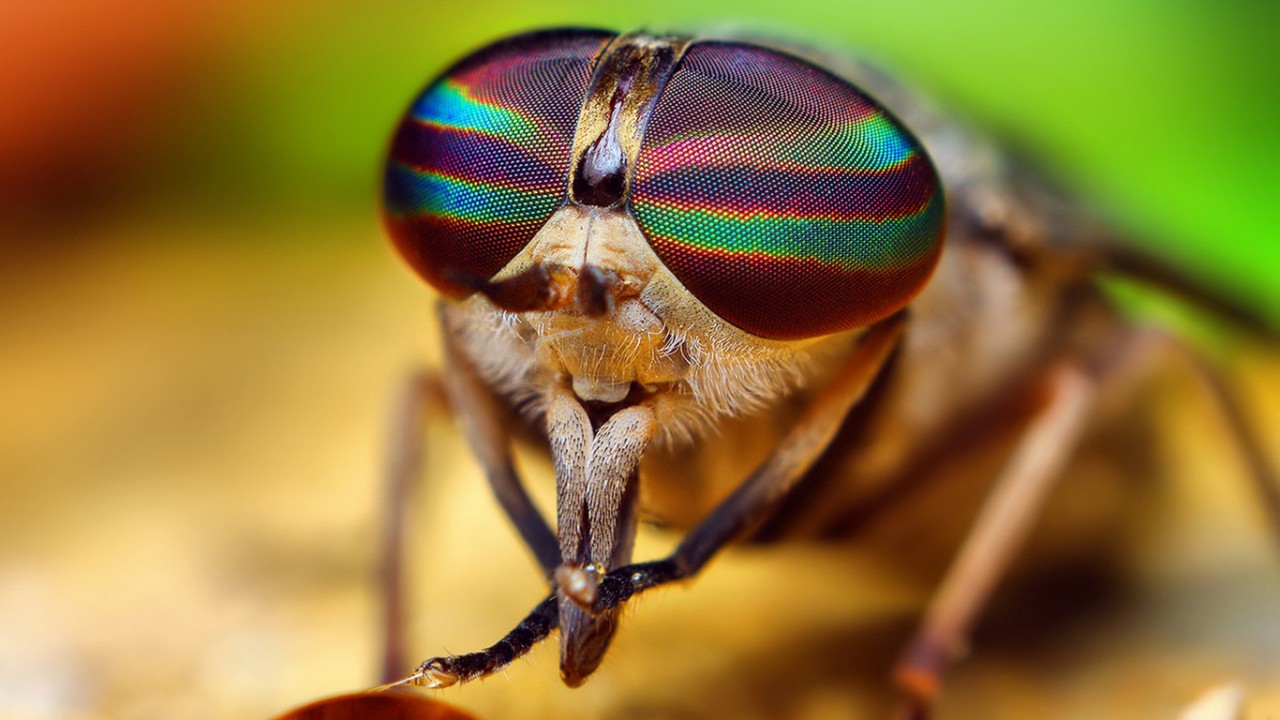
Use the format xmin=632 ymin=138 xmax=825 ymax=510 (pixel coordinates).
xmin=0 ymin=0 xmax=232 ymax=213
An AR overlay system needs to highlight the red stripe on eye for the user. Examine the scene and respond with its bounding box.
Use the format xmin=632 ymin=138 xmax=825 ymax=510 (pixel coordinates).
xmin=634 ymin=157 xmax=938 ymax=223
xmin=654 ymin=243 xmax=943 ymax=339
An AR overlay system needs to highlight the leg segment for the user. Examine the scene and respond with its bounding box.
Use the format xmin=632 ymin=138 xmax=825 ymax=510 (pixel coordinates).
xmin=440 ymin=322 xmax=560 ymax=575
xmin=1187 ymin=353 xmax=1280 ymax=554
xmin=887 ymin=325 xmax=1271 ymax=716
xmin=1100 ymin=244 xmax=1277 ymax=339
xmin=377 ymin=323 xmax=560 ymax=683
xmin=1097 ymin=238 xmax=1279 ymax=547
xmin=377 ymin=594 xmax=558 ymax=691
xmin=405 ymin=594 xmax=559 ymax=689
xmin=893 ymin=362 xmax=1095 ymax=708
xmin=1067 ymin=328 xmax=1279 ymax=553
xmin=379 ymin=370 xmax=443 ymax=683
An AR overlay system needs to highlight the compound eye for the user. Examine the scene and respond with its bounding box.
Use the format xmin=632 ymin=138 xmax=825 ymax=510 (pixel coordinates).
xmin=632 ymin=42 xmax=945 ymax=340
xmin=383 ymin=30 xmax=613 ymax=297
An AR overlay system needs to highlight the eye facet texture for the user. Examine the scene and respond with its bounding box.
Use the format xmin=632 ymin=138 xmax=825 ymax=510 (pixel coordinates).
xmin=383 ymin=30 xmax=613 ymax=297
xmin=632 ymin=42 xmax=945 ymax=339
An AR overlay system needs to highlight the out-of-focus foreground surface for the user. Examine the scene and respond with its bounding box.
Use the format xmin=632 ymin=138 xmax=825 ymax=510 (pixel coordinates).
xmin=1 ymin=2 xmax=1277 ymax=719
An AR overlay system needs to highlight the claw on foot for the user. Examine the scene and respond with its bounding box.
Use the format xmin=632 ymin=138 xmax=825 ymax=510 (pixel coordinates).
xmin=554 ymin=563 xmax=601 ymax=609
xmin=893 ymin=640 xmax=941 ymax=720
xmin=416 ymin=659 xmax=460 ymax=689
xmin=894 ymin=632 xmax=949 ymax=702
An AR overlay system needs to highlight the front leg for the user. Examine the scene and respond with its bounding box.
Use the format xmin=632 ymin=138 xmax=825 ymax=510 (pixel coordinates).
xmin=377 ymin=317 xmax=561 ymax=687
xmin=562 ymin=313 xmax=907 ymax=613
xmin=440 ymin=319 xmax=561 ymax=575
xmin=388 ymin=322 xmax=660 ymax=690
xmin=383 ymin=313 xmax=903 ymax=692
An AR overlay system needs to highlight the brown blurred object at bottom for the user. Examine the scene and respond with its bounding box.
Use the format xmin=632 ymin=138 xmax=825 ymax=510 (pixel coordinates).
xmin=274 ymin=690 xmax=481 ymax=720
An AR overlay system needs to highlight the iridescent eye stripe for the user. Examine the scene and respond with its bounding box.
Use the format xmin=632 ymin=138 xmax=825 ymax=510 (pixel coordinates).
xmin=383 ymin=30 xmax=614 ymax=297
xmin=631 ymin=41 xmax=945 ymax=339
xmin=638 ymin=116 xmax=914 ymax=176
xmin=636 ymin=160 xmax=937 ymax=227
xmin=411 ymin=80 xmax=536 ymax=139
xmin=385 ymin=165 xmax=563 ymax=226
xmin=634 ymin=190 xmax=943 ymax=268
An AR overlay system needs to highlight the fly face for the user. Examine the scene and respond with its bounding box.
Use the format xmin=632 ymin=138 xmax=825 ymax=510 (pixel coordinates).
xmin=384 ymin=29 xmax=945 ymax=435
xmin=444 ymin=204 xmax=856 ymax=443
xmin=382 ymin=28 xmax=946 ymax=688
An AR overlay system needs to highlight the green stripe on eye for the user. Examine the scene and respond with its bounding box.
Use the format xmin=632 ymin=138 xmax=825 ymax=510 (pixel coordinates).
xmin=641 ymin=117 xmax=913 ymax=177
xmin=387 ymin=163 xmax=559 ymax=225
xmin=633 ymin=193 xmax=943 ymax=270
xmin=838 ymin=114 xmax=913 ymax=169
xmin=411 ymin=80 xmax=538 ymax=139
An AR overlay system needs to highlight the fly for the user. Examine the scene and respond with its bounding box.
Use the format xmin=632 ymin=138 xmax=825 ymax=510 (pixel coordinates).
xmin=371 ymin=28 xmax=1277 ymax=717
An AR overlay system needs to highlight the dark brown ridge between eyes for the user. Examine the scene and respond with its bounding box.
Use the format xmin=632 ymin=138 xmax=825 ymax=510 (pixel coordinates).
xmin=567 ymin=33 xmax=689 ymax=209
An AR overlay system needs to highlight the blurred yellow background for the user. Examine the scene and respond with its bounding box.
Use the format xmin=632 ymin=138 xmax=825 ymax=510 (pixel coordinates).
xmin=1 ymin=1 xmax=1278 ymax=719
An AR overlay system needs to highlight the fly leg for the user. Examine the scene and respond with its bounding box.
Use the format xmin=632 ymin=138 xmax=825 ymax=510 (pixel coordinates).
xmin=394 ymin=389 xmax=660 ymax=690
xmin=398 ymin=313 xmax=902 ymax=689
xmin=392 ymin=593 xmax=559 ymax=689
xmin=560 ymin=313 xmax=907 ymax=614
xmin=886 ymin=323 xmax=1265 ymax=718
xmin=378 ymin=369 xmax=444 ymax=682
xmin=892 ymin=361 xmax=1095 ymax=718
xmin=1096 ymin=242 xmax=1279 ymax=543
xmin=376 ymin=315 xmax=561 ymax=687
xmin=386 ymin=314 xmax=661 ymax=690
xmin=437 ymin=321 xmax=560 ymax=575
xmin=1095 ymin=329 xmax=1280 ymax=556
xmin=1097 ymin=239 xmax=1279 ymax=541
xmin=1184 ymin=350 xmax=1280 ymax=554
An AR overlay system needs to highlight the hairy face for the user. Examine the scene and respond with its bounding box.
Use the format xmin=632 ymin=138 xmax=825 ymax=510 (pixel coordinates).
xmin=444 ymin=205 xmax=859 ymax=444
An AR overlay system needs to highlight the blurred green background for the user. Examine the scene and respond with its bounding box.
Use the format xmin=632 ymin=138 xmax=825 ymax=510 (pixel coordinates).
xmin=6 ymin=0 xmax=1276 ymax=310
xmin=2 ymin=2 xmax=1278 ymax=720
